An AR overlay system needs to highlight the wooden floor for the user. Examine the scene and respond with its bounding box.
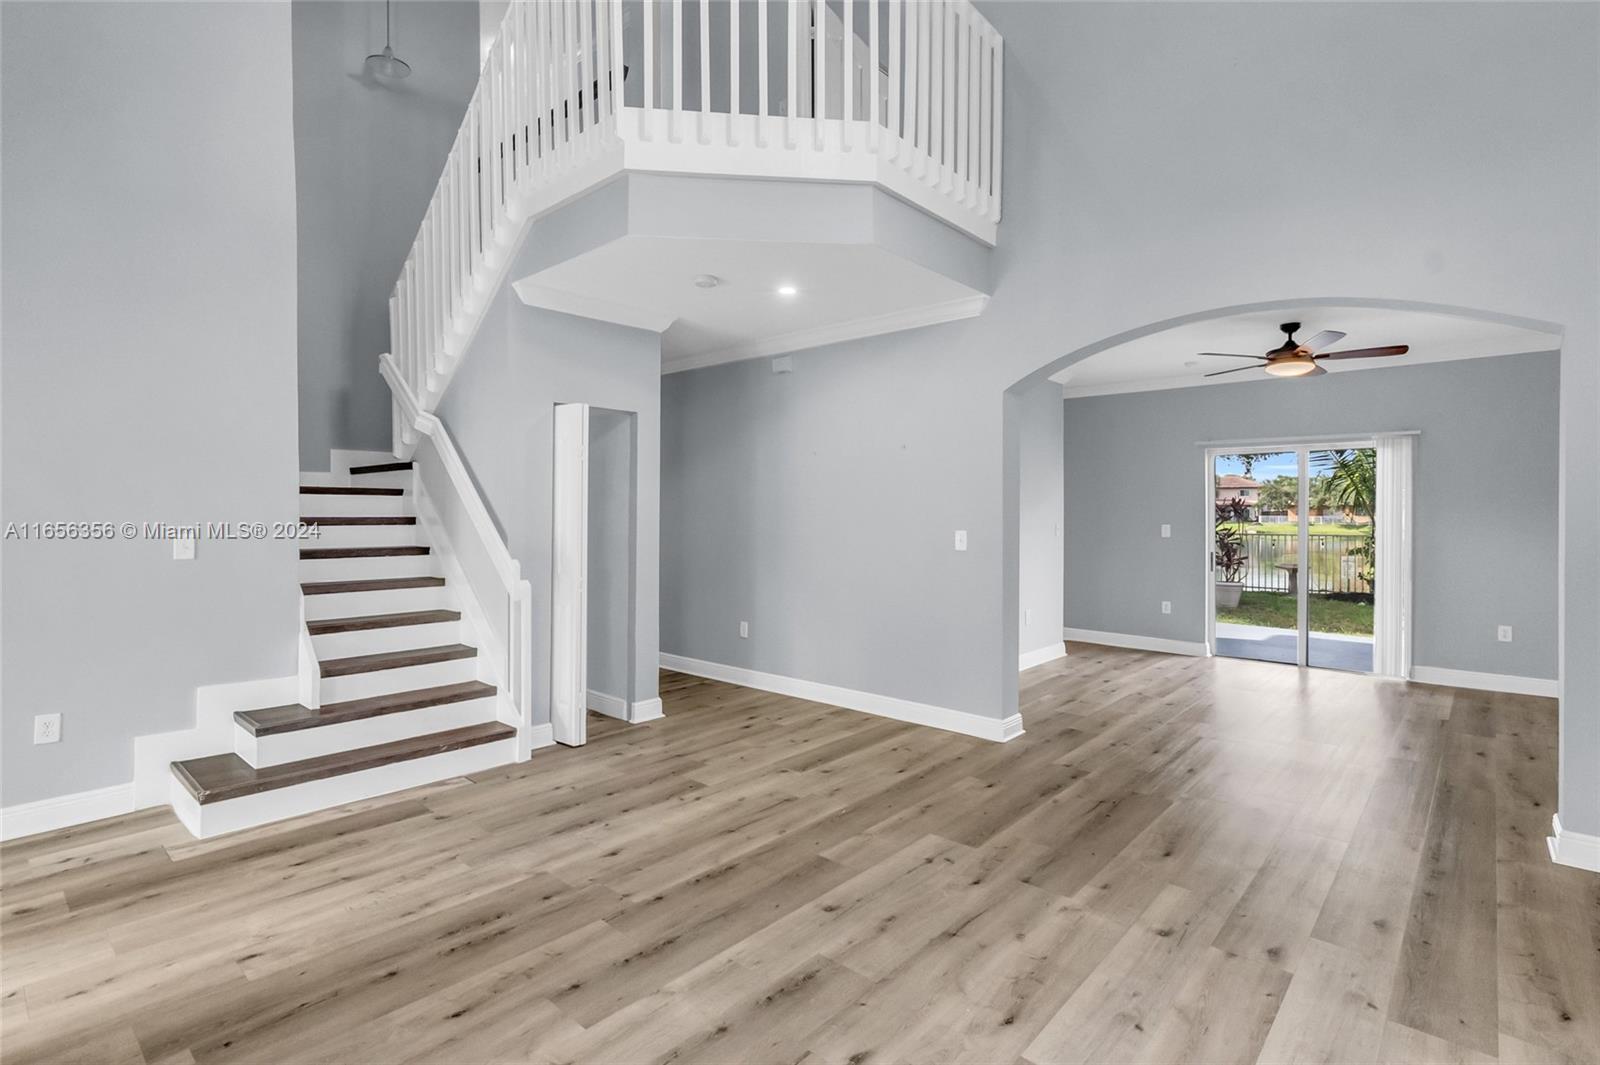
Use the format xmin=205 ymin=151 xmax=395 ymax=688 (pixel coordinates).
xmin=3 ymin=645 xmax=1597 ymax=1064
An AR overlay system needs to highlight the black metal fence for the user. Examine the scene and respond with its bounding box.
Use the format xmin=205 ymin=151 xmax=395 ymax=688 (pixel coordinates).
xmin=1234 ymin=531 xmax=1371 ymax=595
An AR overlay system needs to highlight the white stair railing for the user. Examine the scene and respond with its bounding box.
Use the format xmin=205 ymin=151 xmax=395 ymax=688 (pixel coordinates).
xmin=385 ymin=0 xmax=1003 ymax=441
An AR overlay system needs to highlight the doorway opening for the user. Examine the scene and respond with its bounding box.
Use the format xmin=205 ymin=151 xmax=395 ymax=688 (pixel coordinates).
xmin=1206 ymin=437 xmax=1411 ymax=675
xmin=552 ymin=403 xmax=638 ymax=746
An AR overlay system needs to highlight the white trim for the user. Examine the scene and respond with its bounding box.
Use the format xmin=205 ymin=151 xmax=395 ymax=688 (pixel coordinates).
xmin=587 ymin=690 xmax=629 ymax=720
xmin=0 ymin=783 xmax=137 ymax=842
xmin=629 ymin=697 xmax=664 ymax=723
xmin=1409 ymin=666 xmax=1558 ymax=698
xmin=661 ymin=295 xmax=990 ymax=376
xmin=1373 ymin=433 xmax=1415 ymax=679
xmin=551 ymin=403 xmax=591 ymax=748
xmin=512 ymin=280 xmax=679 ymax=333
xmin=1063 ymin=627 xmax=1208 ymax=658
xmin=660 ymin=653 xmax=1021 ymax=742
xmin=132 ymin=674 xmax=298 ymax=809
xmin=1019 ymin=643 xmax=1067 ymax=671
xmin=528 ymin=723 xmax=556 ymax=749
xmin=1547 ymin=814 xmax=1600 ymax=872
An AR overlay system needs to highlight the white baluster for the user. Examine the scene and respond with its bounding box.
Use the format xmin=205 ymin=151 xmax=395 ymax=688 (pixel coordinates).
xmin=579 ymin=0 xmax=593 ymax=149
xmin=608 ymin=0 xmax=623 ymax=135
xmin=785 ymin=0 xmax=797 ymax=147
xmin=955 ymin=8 xmax=967 ymax=200
xmin=695 ymin=0 xmax=708 ymax=144
xmin=841 ymin=0 xmax=853 ymax=146
xmin=990 ymin=33 xmax=1002 ymax=221
xmin=671 ymin=0 xmax=683 ymax=142
xmin=889 ymin=0 xmax=902 ymax=156
xmin=729 ymin=0 xmax=740 ymax=146
xmin=643 ymin=0 xmax=655 ymax=130
xmin=756 ymin=0 xmax=768 ymax=147
xmin=814 ymin=0 xmax=825 ymax=147
xmin=869 ymin=0 xmax=879 ymax=148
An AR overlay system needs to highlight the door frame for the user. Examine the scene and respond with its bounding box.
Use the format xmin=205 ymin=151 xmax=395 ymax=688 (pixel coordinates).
xmin=1202 ymin=435 xmax=1389 ymax=671
xmin=551 ymin=402 xmax=590 ymax=747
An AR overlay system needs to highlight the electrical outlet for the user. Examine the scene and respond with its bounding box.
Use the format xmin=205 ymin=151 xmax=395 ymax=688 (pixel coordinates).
xmin=1160 ymin=524 xmax=1171 ymax=539
xmin=739 ymin=621 xmax=749 ymax=639
xmin=172 ymin=533 xmax=196 ymax=560
xmin=954 ymin=530 xmax=967 ymax=551
xmin=1161 ymin=601 xmax=1172 ymax=615
xmin=33 ymin=713 xmax=61 ymax=744
xmin=1498 ymin=625 xmax=1513 ymax=643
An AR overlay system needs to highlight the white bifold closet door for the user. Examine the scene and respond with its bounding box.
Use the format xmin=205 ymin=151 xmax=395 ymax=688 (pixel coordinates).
xmin=551 ymin=403 xmax=590 ymax=747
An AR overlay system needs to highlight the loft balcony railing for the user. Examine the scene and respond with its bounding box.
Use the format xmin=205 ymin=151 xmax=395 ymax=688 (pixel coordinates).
xmin=383 ymin=0 xmax=1004 ymax=447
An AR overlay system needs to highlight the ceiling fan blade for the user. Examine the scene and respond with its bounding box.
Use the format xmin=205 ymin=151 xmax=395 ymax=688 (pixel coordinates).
xmin=1204 ymin=364 xmax=1264 ymax=378
xmin=1316 ymin=344 xmax=1409 ymax=361
xmin=1300 ymin=329 xmax=1347 ymax=353
xmin=1305 ymin=364 xmax=1329 ymax=377
xmin=1195 ymin=352 xmax=1268 ymax=360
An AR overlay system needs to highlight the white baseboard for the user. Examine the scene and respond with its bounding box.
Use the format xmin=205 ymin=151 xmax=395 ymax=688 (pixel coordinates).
xmin=131 ymin=674 xmax=299 ymax=809
xmin=1019 ymin=643 xmax=1068 ymax=671
xmin=528 ymin=723 xmax=556 ymax=750
xmin=1548 ymin=813 xmax=1600 ymax=872
xmin=1409 ymin=665 xmax=1558 ymax=698
xmin=0 ymin=783 xmax=137 ymax=842
xmin=1063 ymin=627 xmax=1208 ymax=658
xmin=588 ymin=691 xmax=663 ymax=724
xmin=630 ymin=697 xmax=664 ymax=723
xmin=660 ymin=653 xmax=1022 ymax=743
xmin=587 ymin=690 xmax=629 ymax=720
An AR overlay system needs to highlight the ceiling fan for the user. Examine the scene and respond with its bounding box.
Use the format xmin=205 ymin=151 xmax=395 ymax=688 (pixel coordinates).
xmin=1198 ymin=322 xmax=1409 ymax=378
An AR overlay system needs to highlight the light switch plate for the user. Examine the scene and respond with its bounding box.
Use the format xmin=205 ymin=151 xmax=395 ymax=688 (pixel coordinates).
xmin=1161 ymin=524 xmax=1171 ymax=539
xmin=954 ymin=530 xmax=967 ymax=551
xmin=739 ymin=621 xmax=749 ymax=639
xmin=1161 ymin=601 xmax=1172 ymax=615
xmin=34 ymin=713 xmax=61 ymax=744
xmin=172 ymin=534 xmax=196 ymax=560
xmin=1497 ymin=625 xmax=1513 ymax=643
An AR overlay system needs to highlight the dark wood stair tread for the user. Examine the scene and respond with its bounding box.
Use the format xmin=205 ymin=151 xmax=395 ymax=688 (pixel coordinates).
xmin=302 ymin=576 xmax=445 ymax=595
xmin=302 ymin=516 xmax=416 ymax=526
xmin=172 ymin=722 xmax=514 ymax=804
xmin=299 ymin=545 xmax=430 ymax=560
xmin=306 ymin=610 xmax=460 ymax=635
xmin=350 ymin=461 xmax=413 ymax=475
xmin=320 ymin=644 xmax=477 ymax=678
xmin=234 ymin=680 xmax=498 ymax=736
xmin=299 ymin=485 xmax=405 ymax=496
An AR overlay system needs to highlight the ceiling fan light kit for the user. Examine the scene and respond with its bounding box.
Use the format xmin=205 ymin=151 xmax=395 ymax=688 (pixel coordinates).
xmin=1198 ymin=321 xmax=1409 ymax=380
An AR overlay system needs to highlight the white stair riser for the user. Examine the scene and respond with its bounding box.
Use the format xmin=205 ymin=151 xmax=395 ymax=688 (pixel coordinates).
xmin=302 ymin=585 xmax=452 ymax=619
xmin=298 ymin=494 xmax=410 ymax=518
xmin=237 ymin=696 xmax=499 ymax=767
xmin=311 ymin=620 xmax=463 ymax=660
xmin=170 ymin=737 xmax=516 ymax=839
xmin=302 ymin=524 xmax=420 ymax=548
xmin=319 ymin=656 xmax=480 ymax=703
xmin=346 ymin=471 xmax=413 ymax=490
xmin=297 ymin=554 xmax=440 ymax=583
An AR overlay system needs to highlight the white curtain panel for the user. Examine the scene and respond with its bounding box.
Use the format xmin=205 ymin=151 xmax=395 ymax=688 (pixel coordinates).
xmin=1373 ymin=433 xmax=1416 ymax=679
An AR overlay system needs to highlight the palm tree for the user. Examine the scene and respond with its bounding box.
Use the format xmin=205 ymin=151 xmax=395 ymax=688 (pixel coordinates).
xmin=1314 ymin=448 xmax=1377 ymax=589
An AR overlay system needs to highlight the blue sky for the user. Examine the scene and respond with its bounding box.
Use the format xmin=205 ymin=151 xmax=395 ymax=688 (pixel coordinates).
xmin=1215 ymin=452 xmax=1298 ymax=481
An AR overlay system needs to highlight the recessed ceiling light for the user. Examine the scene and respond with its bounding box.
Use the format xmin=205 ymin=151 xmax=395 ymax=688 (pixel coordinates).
xmin=776 ymin=284 xmax=798 ymax=297
xmin=693 ymin=274 xmax=720 ymax=289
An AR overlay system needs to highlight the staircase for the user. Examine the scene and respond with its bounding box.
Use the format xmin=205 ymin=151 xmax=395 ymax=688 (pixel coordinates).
xmin=168 ymin=461 xmax=517 ymax=837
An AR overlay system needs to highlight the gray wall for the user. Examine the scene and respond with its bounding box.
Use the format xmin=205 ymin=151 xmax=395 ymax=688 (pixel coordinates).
xmin=660 ymin=3 xmax=1600 ymax=834
xmin=588 ymin=409 xmax=636 ymax=703
xmin=1063 ymin=353 xmax=1560 ymax=679
xmin=1018 ymin=383 xmax=1065 ymax=658
xmin=1 ymin=2 xmax=301 ymax=805
xmin=436 ymin=230 xmax=662 ymax=726
xmin=293 ymin=0 xmax=478 ymax=470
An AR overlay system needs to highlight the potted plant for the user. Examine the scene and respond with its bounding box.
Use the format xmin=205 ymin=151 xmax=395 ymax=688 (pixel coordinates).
xmin=1214 ymin=498 xmax=1250 ymax=609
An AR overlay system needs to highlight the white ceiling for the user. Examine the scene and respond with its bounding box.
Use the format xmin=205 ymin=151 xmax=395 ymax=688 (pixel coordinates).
xmin=1052 ymin=306 xmax=1562 ymax=398
xmin=513 ymin=235 xmax=987 ymax=374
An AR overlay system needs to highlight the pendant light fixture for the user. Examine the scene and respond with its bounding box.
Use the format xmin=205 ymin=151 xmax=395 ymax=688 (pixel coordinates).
xmin=365 ymin=0 xmax=411 ymax=80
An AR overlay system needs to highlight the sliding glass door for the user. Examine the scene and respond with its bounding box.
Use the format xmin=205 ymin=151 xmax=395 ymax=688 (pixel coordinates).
xmin=1209 ymin=443 xmax=1378 ymax=673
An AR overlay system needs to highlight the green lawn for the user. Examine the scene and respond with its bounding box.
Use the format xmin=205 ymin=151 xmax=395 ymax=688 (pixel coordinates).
xmin=1222 ymin=522 xmax=1368 ymax=537
xmin=1218 ymin=591 xmax=1374 ymax=635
